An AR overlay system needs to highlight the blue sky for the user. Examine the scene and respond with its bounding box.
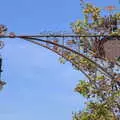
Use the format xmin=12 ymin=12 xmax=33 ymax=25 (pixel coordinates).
xmin=0 ymin=0 xmax=119 ymax=120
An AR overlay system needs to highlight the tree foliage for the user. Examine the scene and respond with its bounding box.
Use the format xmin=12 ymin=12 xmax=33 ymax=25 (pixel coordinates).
xmin=59 ymin=1 xmax=120 ymax=120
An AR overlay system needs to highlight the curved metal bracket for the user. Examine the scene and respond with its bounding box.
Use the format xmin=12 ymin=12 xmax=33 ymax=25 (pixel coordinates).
xmin=20 ymin=37 xmax=114 ymax=79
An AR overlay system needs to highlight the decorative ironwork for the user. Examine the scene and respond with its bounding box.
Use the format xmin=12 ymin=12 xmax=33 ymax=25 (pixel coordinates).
xmin=0 ymin=5 xmax=120 ymax=89
xmin=0 ymin=32 xmax=119 ymax=79
xmin=0 ymin=30 xmax=119 ymax=81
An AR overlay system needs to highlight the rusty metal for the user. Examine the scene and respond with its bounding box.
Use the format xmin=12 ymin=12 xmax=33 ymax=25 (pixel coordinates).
xmin=0 ymin=24 xmax=119 ymax=84
xmin=0 ymin=34 xmax=120 ymax=38
xmin=20 ymin=36 xmax=114 ymax=79
xmin=23 ymin=38 xmax=93 ymax=81
xmin=0 ymin=32 xmax=119 ymax=80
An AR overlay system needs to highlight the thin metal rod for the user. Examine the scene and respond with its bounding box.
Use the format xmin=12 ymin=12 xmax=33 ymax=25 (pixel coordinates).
xmin=0 ymin=34 xmax=120 ymax=38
